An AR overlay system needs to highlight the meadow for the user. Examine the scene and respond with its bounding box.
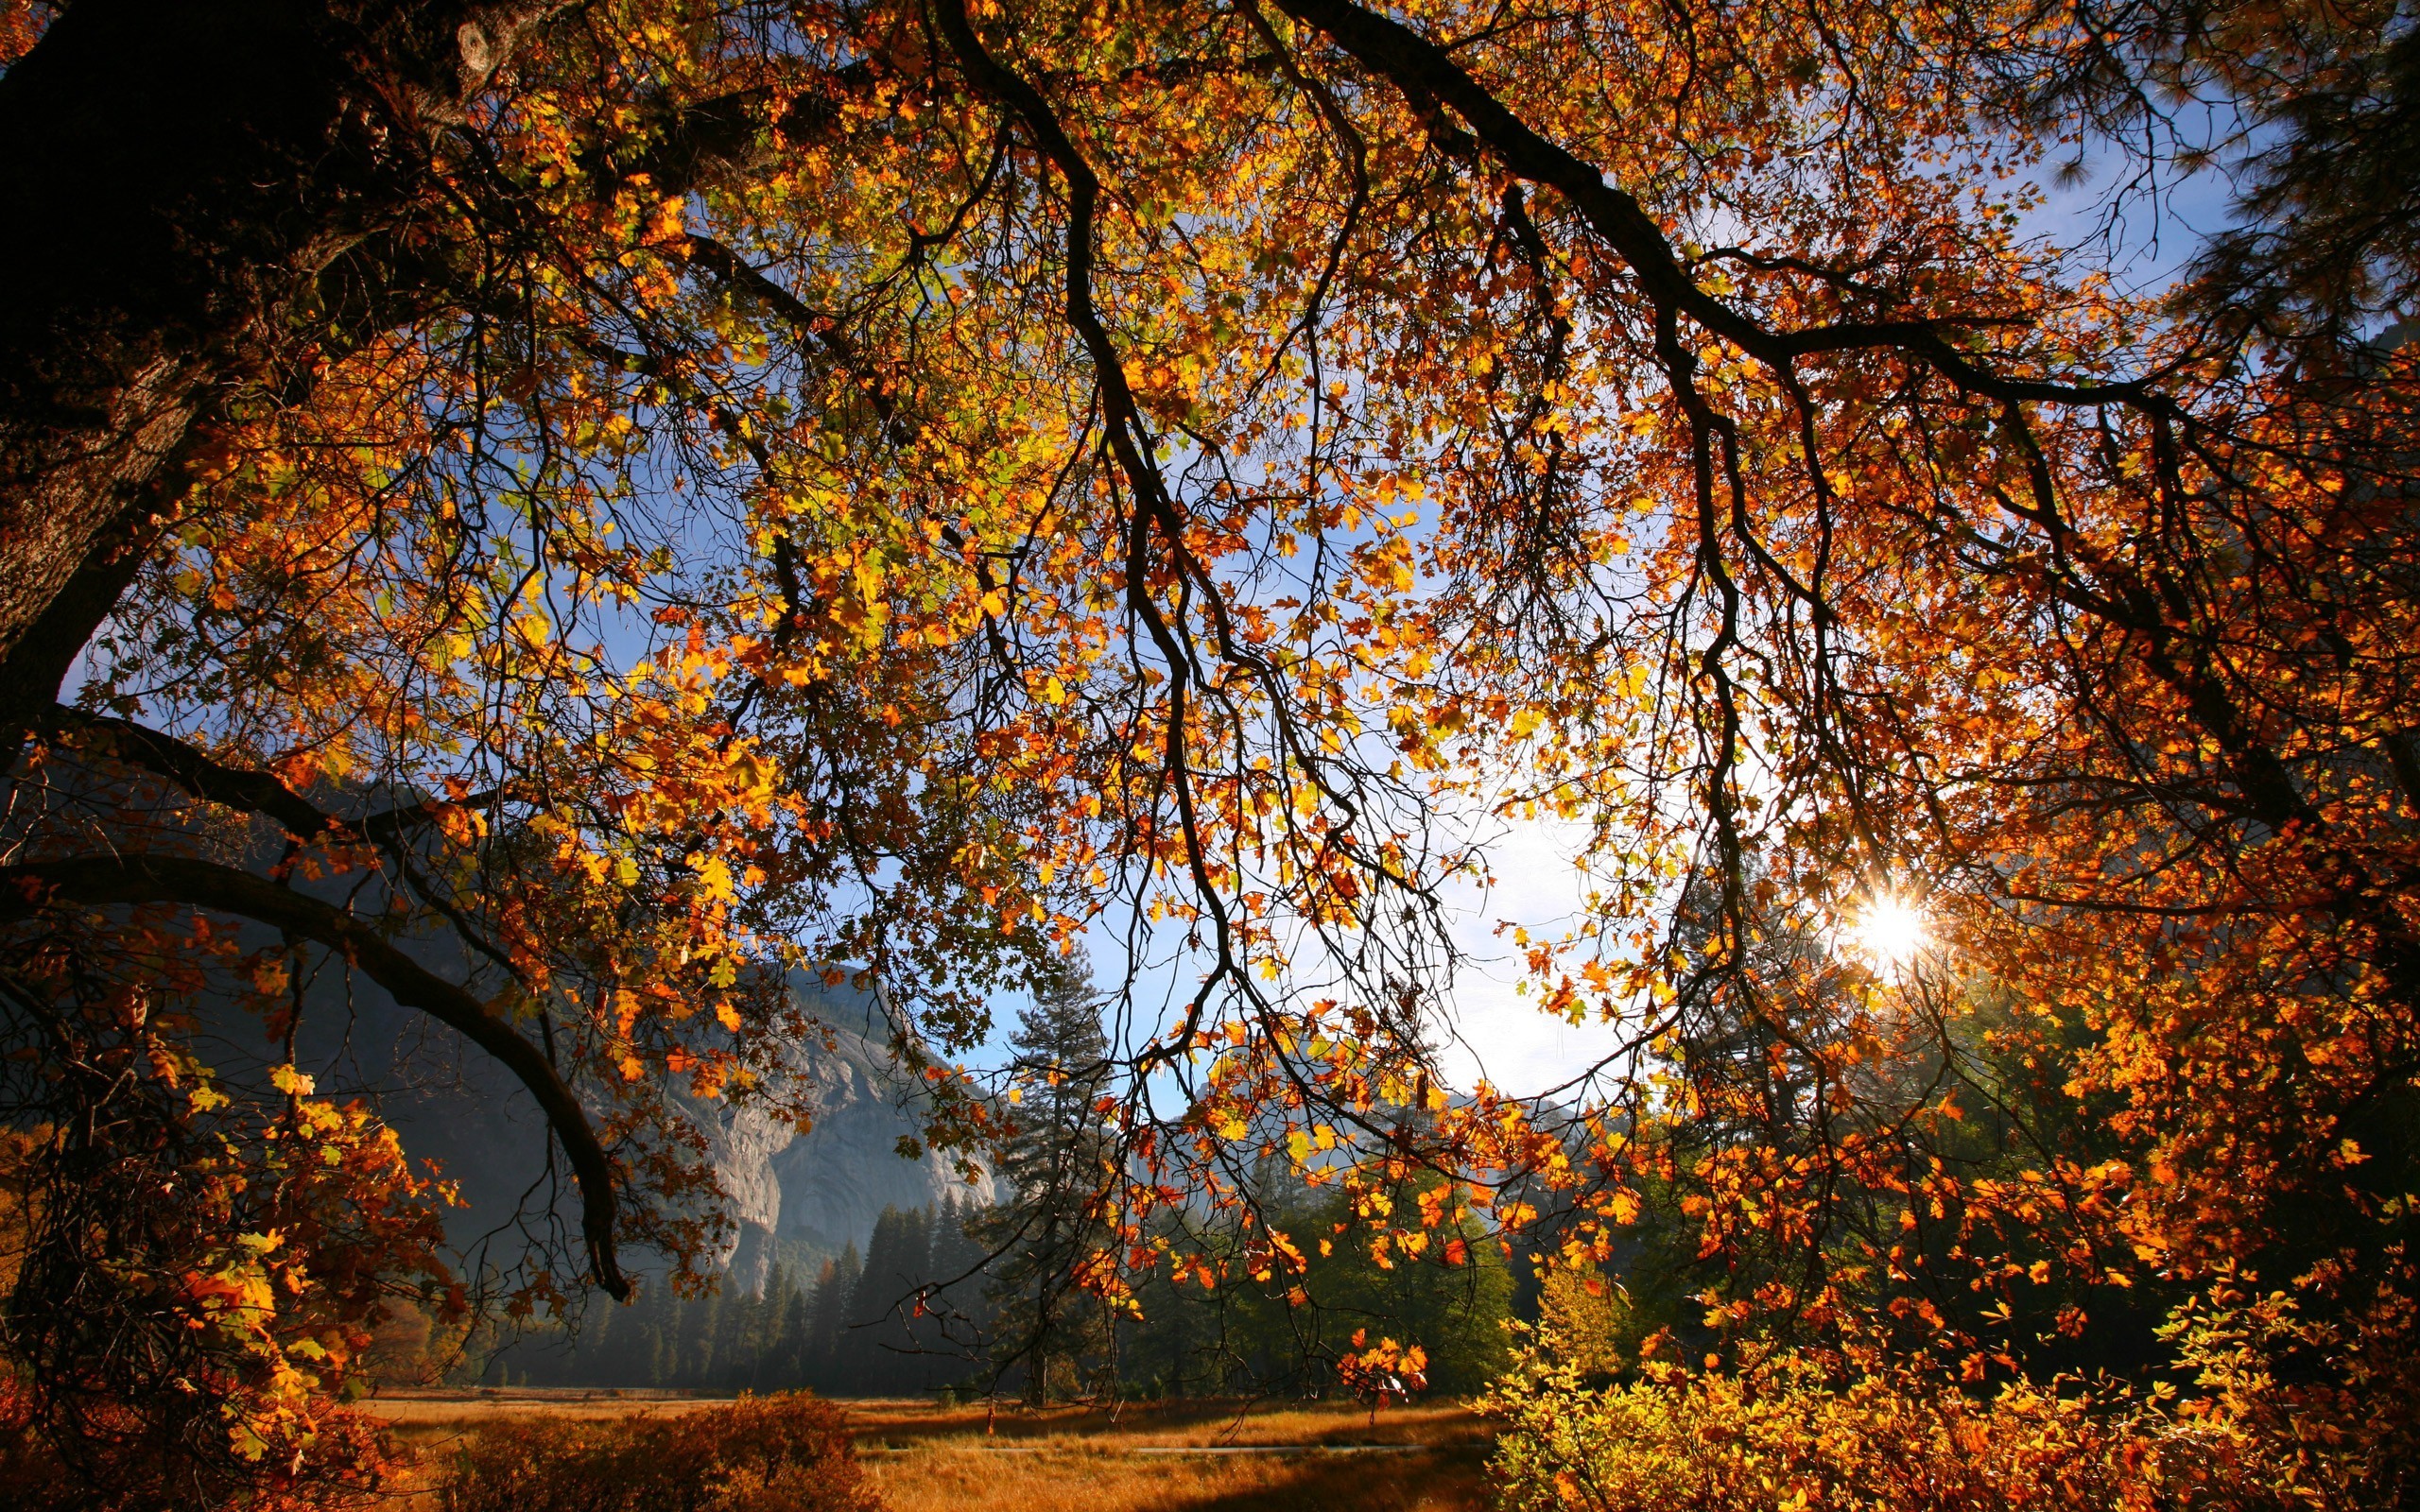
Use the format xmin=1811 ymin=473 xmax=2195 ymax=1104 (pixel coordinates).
xmin=368 ymin=1391 xmax=1495 ymax=1512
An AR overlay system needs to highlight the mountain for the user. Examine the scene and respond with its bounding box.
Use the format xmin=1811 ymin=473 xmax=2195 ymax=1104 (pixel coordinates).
xmin=679 ymin=976 xmax=998 ymax=1296
xmin=267 ymin=954 xmax=993 ymax=1297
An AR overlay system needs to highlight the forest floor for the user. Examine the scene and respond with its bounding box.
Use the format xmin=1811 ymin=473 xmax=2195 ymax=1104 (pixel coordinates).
xmin=365 ymin=1391 xmax=1498 ymax=1512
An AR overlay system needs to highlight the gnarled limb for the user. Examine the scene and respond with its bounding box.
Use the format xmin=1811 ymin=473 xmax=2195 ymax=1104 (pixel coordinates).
xmin=0 ymin=3 xmax=579 ymax=698
xmin=1268 ymin=0 xmax=2172 ymax=406
xmin=0 ymin=852 xmax=631 ymax=1298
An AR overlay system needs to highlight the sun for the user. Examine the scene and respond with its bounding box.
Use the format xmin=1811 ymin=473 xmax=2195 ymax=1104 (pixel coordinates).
xmin=1848 ymin=893 xmax=1930 ymax=971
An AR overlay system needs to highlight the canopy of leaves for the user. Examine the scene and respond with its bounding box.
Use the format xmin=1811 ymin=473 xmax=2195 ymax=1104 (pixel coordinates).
xmin=1 ymin=0 xmax=2415 ymax=1503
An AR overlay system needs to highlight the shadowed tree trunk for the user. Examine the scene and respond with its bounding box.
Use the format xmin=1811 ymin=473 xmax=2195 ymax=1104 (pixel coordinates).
xmin=0 ymin=0 xmax=558 ymax=740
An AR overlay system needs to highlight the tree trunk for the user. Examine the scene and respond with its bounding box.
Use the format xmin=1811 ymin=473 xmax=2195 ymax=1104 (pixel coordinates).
xmin=0 ymin=0 xmax=553 ymax=737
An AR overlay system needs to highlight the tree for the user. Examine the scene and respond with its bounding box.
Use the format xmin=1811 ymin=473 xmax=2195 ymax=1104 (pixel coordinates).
xmin=0 ymin=0 xmax=1047 ymax=1486
xmin=843 ymin=1205 xmax=932 ymax=1394
xmin=920 ymin=1194 xmax=996 ymax=1385
xmin=0 ymin=0 xmax=857 ymax=737
xmin=800 ymin=1250 xmax=853 ymax=1393
xmin=976 ymin=954 xmax=1117 ymax=1403
xmin=5 ymin=0 xmax=2418 ymax=1501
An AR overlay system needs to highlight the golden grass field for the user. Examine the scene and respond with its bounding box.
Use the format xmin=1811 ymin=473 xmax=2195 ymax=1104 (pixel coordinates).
xmin=366 ymin=1391 xmax=1497 ymax=1512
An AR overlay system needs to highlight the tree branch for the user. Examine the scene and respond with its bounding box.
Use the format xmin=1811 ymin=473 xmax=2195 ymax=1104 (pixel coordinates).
xmin=0 ymin=852 xmax=631 ymax=1298
xmin=1270 ymin=0 xmax=2162 ymax=407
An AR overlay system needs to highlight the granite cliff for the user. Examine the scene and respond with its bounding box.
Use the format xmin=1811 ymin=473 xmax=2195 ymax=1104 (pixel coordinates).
xmin=276 ymin=961 xmax=991 ymax=1297
xmin=681 ymin=977 xmax=997 ymax=1296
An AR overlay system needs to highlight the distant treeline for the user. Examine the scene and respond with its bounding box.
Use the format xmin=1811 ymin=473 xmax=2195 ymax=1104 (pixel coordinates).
xmin=475 ymin=967 xmax=1544 ymax=1401
xmin=486 ymin=1198 xmax=994 ymax=1397
xmin=477 ymin=1176 xmax=1528 ymax=1400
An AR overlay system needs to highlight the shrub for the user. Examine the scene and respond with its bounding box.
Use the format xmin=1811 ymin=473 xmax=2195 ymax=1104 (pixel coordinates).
xmin=1487 ymin=1267 xmax=2420 ymax=1512
xmin=0 ymin=1371 xmax=400 ymax=1512
xmin=1486 ymin=1347 xmax=2381 ymax=1512
xmin=437 ymin=1393 xmax=876 ymax=1512
xmin=1490 ymin=1355 xmax=2220 ymax=1512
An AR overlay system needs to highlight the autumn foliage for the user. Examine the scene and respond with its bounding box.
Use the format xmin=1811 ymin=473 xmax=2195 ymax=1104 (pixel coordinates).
xmin=1491 ymin=1266 xmax=2420 ymax=1510
xmin=0 ymin=0 xmax=2416 ymax=1506
xmin=0 ymin=1371 xmax=403 ymax=1512
xmin=436 ymin=1393 xmax=874 ymax=1512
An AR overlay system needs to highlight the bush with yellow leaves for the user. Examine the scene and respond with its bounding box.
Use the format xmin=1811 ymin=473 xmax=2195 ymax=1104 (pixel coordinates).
xmin=1486 ymin=1267 xmax=2420 ymax=1512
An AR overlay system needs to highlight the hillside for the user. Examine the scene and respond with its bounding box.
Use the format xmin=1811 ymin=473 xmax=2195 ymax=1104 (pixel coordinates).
xmin=268 ymin=960 xmax=992 ymax=1296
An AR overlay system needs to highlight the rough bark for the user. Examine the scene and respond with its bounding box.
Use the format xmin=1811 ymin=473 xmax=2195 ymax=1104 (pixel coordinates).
xmin=0 ymin=0 xmax=561 ymax=737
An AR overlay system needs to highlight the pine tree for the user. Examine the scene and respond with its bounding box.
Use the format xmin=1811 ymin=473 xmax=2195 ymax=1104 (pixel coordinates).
xmin=687 ymin=1288 xmax=723 ymax=1387
xmin=642 ymin=1288 xmax=673 ymax=1388
xmin=975 ymin=952 xmax=1117 ymax=1403
xmin=741 ymin=1263 xmax=784 ymax=1391
xmin=774 ymin=1267 xmax=813 ymax=1383
xmin=718 ymin=1282 xmax=759 ymax=1392
xmin=849 ymin=1206 xmax=935 ymax=1394
xmin=804 ymin=1246 xmax=857 ymax=1394
xmin=926 ymin=1194 xmax=994 ymax=1390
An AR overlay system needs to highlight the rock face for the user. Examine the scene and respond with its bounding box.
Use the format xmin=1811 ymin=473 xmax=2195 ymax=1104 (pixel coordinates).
xmin=689 ymin=977 xmax=996 ymax=1297
xmin=283 ymin=958 xmax=990 ymax=1297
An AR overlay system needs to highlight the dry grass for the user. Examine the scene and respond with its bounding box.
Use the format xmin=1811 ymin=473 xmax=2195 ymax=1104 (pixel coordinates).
xmin=852 ymin=1400 xmax=1492 ymax=1512
xmin=861 ymin=1441 xmax=1489 ymax=1512
xmin=360 ymin=1393 xmax=1497 ymax=1512
xmin=366 ymin=1392 xmax=747 ymax=1510
xmin=371 ymin=1388 xmax=725 ymax=1434
xmin=847 ymin=1398 xmax=1488 ymax=1448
